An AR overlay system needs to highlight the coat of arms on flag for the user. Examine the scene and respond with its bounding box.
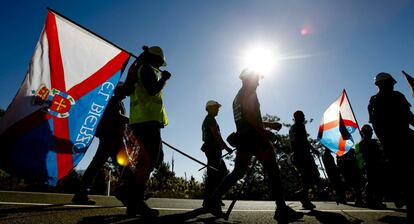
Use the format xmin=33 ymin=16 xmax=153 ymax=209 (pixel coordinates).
xmin=0 ymin=10 xmax=130 ymax=185
xmin=317 ymin=90 xmax=359 ymax=156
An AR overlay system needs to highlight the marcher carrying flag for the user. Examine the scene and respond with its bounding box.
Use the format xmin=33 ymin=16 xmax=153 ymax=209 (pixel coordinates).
xmin=402 ymin=70 xmax=414 ymax=97
xmin=0 ymin=9 xmax=130 ymax=186
xmin=317 ymin=89 xmax=359 ymax=156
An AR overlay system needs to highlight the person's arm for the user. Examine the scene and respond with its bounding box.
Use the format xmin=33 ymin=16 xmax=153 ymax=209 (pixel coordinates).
xmin=123 ymin=60 xmax=139 ymax=96
xmin=209 ymin=126 xmax=232 ymax=153
xmin=263 ymin=121 xmax=282 ymax=131
xmin=141 ymin=65 xmax=171 ymax=96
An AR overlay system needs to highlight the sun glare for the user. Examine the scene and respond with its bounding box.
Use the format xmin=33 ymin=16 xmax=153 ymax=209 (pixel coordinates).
xmin=242 ymin=44 xmax=278 ymax=76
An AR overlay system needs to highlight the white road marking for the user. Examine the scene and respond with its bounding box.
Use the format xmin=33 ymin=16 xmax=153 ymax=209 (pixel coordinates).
xmin=0 ymin=201 xmax=396 ymax=213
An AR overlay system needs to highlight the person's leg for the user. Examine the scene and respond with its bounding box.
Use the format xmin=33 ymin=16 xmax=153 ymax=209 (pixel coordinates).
xmin=256 ymin=143 xmax=303 ymax=222
xmin=126 ymin=124 xmax=161 ymax=217
xmin=204 ymin=150 xmax=251 ymax=216
xmin=204 ymin=151 xmax=221 ymax=202
xmin=72 ymin=137 xmax=111 ymax=204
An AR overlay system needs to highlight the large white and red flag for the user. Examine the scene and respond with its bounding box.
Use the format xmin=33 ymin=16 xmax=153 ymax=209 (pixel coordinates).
xmin=0 ymin=10 xmax=130 ymax=185
xmin=317 ymin=90 xmax=359 ymax=156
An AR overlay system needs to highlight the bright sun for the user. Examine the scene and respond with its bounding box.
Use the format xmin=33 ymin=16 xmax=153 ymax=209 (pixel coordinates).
xmin=242 ymin=44 xmax=278 ymax=76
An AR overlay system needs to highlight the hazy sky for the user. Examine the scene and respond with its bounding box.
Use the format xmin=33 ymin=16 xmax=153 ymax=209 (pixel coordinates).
xmin=1 ymin=0 xmax=414 ymax=181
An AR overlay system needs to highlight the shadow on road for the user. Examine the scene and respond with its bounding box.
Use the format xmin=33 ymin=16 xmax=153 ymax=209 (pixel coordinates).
xmin=78 ymin=207 xmax=240 ymax=224
xmin=378 ymin=215 xmax=408 ymax=224
xmin=0 ymin=204 xmax=115 ymax=221
xmin=307 ymin=210 xmax=363 ymax=224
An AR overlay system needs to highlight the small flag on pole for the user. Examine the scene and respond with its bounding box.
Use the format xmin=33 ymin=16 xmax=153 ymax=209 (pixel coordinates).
xmin=402 ymin=70 xmax=414 ymax=97
xmin=317 ymin=90 xmax=359 ymax=156
xmin=0 ymin=10 xmax=130 ymax=185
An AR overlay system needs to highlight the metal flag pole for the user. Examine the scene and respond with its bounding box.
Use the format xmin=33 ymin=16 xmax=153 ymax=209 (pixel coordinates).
xmin=343 ymin=89 xmax=362 ymax=138
xmin=197 ymin=149 xmax=235 ymax=172
xmin=162 ymin=141 xmax=218 ymax=171
xmin=224 ymin=157 xmax=258 ymax=220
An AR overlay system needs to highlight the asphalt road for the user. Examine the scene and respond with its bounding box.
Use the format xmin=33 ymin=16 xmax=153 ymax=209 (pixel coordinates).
xmin=0 ymin=191 xmax=408 ymax=224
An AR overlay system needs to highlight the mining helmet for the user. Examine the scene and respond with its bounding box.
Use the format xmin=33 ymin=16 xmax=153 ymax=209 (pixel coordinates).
xmin=148 ymin=46 xmax=167 ymax=66
xmin=374 ymin=72 xmax=396 ymax=85
xmin=361 ymin=124 xmax=373 ymax=132
xmin=293 ymin=110 xmax=305 ymax=121
xmin=205 ymin=100 xmax=221 ymax=110
xmin=239 ymin=69 xmax=263 ymax=80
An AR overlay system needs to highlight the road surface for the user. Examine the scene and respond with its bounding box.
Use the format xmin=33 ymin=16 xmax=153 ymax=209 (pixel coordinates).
xmin=0 ymin=191 xmax=408 ymax=223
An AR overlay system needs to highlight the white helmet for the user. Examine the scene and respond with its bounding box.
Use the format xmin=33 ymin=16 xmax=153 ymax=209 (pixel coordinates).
xmin=205 ymin=100 xmax=221 ymax=110
xmin=374 ymin=72 xmax=396 ymax=85
xmin=148 ymin=46 xmax=167 ymax=66
xmin=239 ymin=69 xmax=263 ymax=80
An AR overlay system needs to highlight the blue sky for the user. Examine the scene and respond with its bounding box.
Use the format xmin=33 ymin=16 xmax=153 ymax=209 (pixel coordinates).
xmin=1 ymin=0 xmax=414 ymax=182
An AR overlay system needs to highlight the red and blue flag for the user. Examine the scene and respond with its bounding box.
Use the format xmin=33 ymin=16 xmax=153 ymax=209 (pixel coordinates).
xmin=317 ymin=90 xmax=359 ymax=156
xmin=0 ymin=11 xmax=130 ymax=185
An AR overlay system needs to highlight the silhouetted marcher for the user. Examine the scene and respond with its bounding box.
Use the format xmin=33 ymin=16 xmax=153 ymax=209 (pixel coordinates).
xmin=336 ymin=148 xmax=364 ymax=206
xmin=116 ymin=45 xmax=171 ymax=218
xmin=321 ymin=147 xmax=346 ymax=204
xmin=201 ymin=100 xmax=231 ymax=207
xmin=71 ymin=83 xmax=127 ymax=205
xmin=289 ymin=110 xmax=320 ymax=209
xmin=358 ymin=124 xmax=386 ymax=209
xmin=205 ymin=69 xmax=303 ymax=223
xmin=368 ymin=72 xmax=414 ymax=221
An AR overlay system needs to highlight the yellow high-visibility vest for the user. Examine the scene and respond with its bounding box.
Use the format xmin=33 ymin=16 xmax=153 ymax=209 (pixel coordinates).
xmin=129 ymin=65 xmax=168 ymax=126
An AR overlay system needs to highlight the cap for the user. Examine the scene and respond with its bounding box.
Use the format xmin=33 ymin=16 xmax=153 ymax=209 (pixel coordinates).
xmin=205 ymin=100 xmax=221 ymax=110
xmin=374 ymin=72 xmax=396 ymax=85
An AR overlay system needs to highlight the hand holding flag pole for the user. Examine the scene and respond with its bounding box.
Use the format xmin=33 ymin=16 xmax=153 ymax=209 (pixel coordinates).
xmin=197 ymin=148 xmax=235 ymax=172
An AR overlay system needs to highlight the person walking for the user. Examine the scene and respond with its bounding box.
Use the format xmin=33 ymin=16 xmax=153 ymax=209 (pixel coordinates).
xmin=336 ymin=148 xmax=364 ymax=207
xmin=289 ymin=110 xmax=320 ymax=210
xmin=205 ymin=69 xmax=303 ymax=223
xmin=117 ymin=45 xmax=171 ymax=218
xmin=358 ymin=124 xmax=386 ymax=209
xmin=71 ymin=83 xmax=127 ymax=205
xmin=368 ymin=72 xmax=414 ymax=221
xmin=201 ymin=100 xmax=232 ymax=207
xmin=321 ymin=147 xmax=346 ymax=204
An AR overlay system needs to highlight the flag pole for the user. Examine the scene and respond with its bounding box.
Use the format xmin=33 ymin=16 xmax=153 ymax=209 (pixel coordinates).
xmin=162 ymin=141 xmax=218 ymax=171
xmin=46 ymin=7 xmax=138 ymax=59
xmin=343 ymin=89 xmax=362 ymax=137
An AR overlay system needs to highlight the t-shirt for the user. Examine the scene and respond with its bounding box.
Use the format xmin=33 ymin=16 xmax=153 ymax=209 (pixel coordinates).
xmin=202 ymin=114 xmax=221 ymax=149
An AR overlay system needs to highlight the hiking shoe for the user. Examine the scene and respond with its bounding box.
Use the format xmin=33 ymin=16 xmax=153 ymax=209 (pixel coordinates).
xmin=301 ymin=201 xmax=316 ymax=210
xmin=367 ymin=201 xmax=386 ymax=210
xmin=204 ymin=199 xmax=225 ymax=217
xmin=126 ymin=201 xmax=159 ymax=218
xmin=274 ymin=206 xmax=304 ymax=223
xmin=138 ymin=201 xmax=159 ymax=218
xmin=71 ymin=194 xmax=96 ymax=205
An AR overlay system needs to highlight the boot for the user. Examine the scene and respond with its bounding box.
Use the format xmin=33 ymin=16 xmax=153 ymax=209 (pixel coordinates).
xmin=203 ymin=198 xmax=225 ymax=217
xmin=274 ymin=206 xmax=303 ymax=223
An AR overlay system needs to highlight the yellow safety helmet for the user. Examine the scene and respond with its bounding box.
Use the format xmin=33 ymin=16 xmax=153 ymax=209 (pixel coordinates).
xmin=146 ymin=46 xmax=167 ymax=66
